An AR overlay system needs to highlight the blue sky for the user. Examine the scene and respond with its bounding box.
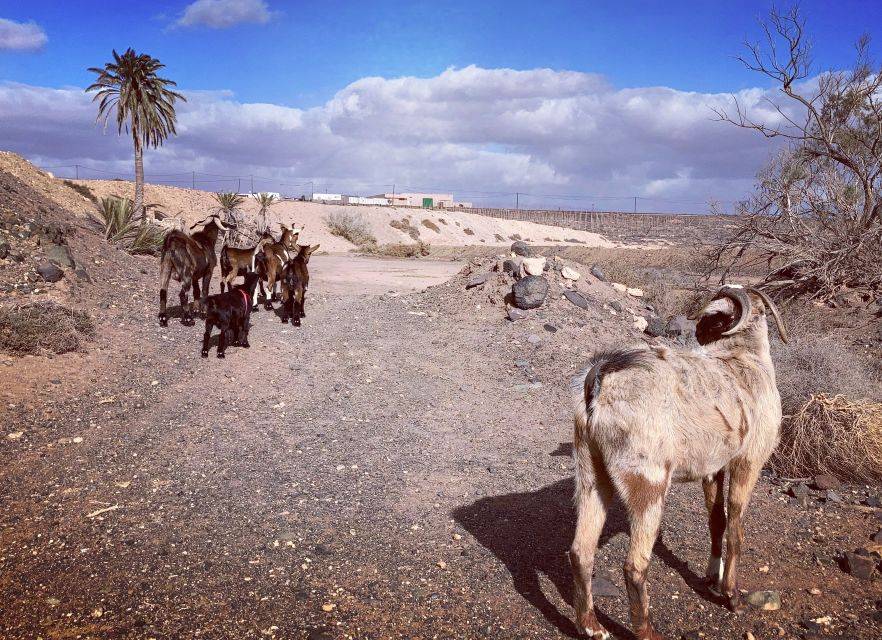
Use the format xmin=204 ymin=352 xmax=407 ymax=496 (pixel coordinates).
xmin=0 ymin=1 xmax=879 ymax=211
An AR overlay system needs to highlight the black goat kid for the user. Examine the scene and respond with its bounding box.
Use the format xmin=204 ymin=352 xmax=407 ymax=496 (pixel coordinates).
xmin=279 ymin=260 xmax=304 ymax=325
xmin=201 ymin=272 xmax=259 ymax=358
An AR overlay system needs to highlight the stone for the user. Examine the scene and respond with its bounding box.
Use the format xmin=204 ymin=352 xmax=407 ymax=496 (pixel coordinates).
xmin=543 ymin=323 xmax=558 ymax=333
xmin=563 ymin=290 xmax=591 ymax=310
xmin=37 ymin=262 xmax=64 ymax=283
xmin=872 ymin=529 xmax=882 ymax=544
xmin=627 ymin=287 xmax=644 ymax=298
xmin=510 ymin=240 xmax=531 ymax=257
xmin=466 ymin=273 xmax=491 ymax=289
xmin=644 ymin=316 xmax=666 ymax=337
xmin=789 ymin=483 xmax=810 ymax=499
xmin=611 ymin=282 xmax=627 ymax=293
xmin=591 ymin=576 xmax=619 ymax=598
xmin=813 ymin=474 xmax=841 ymax=491
xmin=825 ymin=490 xmax=842 ymax=504
xmin=561 ymin=266 xmax=581 ymax=281
xmin=507 ymin=308 xmax=528 ymax=322
xmin=0 ymin=242 xmax=8 ymax=259
xmin=633 ymin=316 xmax=649 ymax=332
xmin=866 ymin=494 xmax=882 ymax=508
xmin=526 ymin=334 xmax=542 ymax=346
xmin=503 ymin=258 xmax=522 ymax=278
xmin=521 ymin=257 xmax=546 ymax=276
xmin=666 ymin=315 xmax=696 ymax=337
xmin=46 ymin=243 xmax=75 ymax=269
xmin=512 ymin=276 xmax=548 ymax=310
xmin=610 ymin=300 xmax=624 ymax=313
xmin=590 ymin=264 xmax=607 ymax=282
xmin=746 ymin=590 xmax=782 ymax=611
xmin=75 ymin=267 xmax=92 ymax=283
xmin=844 ymin=550 xmax=877 ymax=580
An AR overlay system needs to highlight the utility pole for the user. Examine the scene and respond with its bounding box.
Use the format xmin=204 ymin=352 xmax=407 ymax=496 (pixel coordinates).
xmin=516 ymin=192 xmax=519 ymax=211
xmin=237 ymin=178 xmax=241 ymax=193
xmin=633 ymin=196 xmax=637 ymax=213
xmin=75 ymin=164 xmax=79 ymax=180
xmin=250 ymin=175 xmax=254 ymax=194
xmin=192 ymin=171 xmax=196 ymax=189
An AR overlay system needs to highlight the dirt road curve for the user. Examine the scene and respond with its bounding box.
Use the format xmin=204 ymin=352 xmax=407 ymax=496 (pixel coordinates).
xmin=1 ymin=256 xmax=879 ymax=639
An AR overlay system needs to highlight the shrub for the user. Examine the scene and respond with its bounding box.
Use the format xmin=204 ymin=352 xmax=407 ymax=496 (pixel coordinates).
xmin=63 ymin=180 xmax=97 ymax=204
xmin=390 ymin=217 xmax=421 ymax=240
xmin=97 ymin=196 xmax=166 ymax=255
xmin=361 ymin=241 xmax=430 ymax=258
xmin=422 ymin=219 xmax=440 ymax=233
xmin=494 ymin=234 xmax=505 ymax=242
xmin=0 ymin=303 xmax=95 ymax=356
xmin=439 ymin=218 xmax=448 ymax=225
xmin=509 ymin=234 xmax=521 ymax=241
xmin=325 ymin=211 xmax=377 ymax=247
xmin=463 ymin=228 xmax=475 ymax=236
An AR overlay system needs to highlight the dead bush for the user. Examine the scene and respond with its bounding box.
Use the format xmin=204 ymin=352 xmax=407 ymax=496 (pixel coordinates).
xmin=361 ymin=241 xmax=430 ymax=258
xmin=771 ymin=394 xmax=882 ymax=482
xmin=325 ymin=211 xmax=377 ymax=247
xmin=494 ymin=234 xmax=505 ymax=242
xmin=64 ymin=180 xmax=97 ymax=204
xmin=438 ymin=218 xmax=448 ymax=225
xmin=390 ymin=217 xmax=421 ymax=240
xmin=463 ymin=228 xmax=475 ymax=236
xmin=421 ymin=219 xmax=440 ymax=233
xmin=0 ymin=303 xmax=95 ymax=356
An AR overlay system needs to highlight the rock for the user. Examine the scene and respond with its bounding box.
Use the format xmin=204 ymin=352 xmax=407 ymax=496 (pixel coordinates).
xmin=872 ymin=529 xmax=882 ymax=544
xmin=46 ymin=243 xmax=75 ymax=269
xmin=627 ymin=287 xmax=644 ymax=298
xmin=563 ymin=290 xmax=591 ymax=310
xmin=644 ymin=316 xmax=666 ymax=337
xmin=0 ymin=242 xmax=8 ymax=259
xmin=789 ymin=483 xmax=810 ymax=499
xmin=467 ymin=273 xmax=491 ymax=288
xmin=507 ymin=308 xmax=528 ymax=322
xmin=543 ymin=323 xmax=558 ymax=333
xmin=526 ymin=334 xmax=542 ymax=346
xmin=591 ymin=576 xmax=619 ymax=598
xmin=561 ymin=266 xmax=581 ymax=281
xmin=521 ymin=257 xmax=546 ymax=276
xmin=866 ymin=494 xmax=882 ymax=508
xmin=590 ymin=264 xmax=607 ymax=282
xmin=512 ymin=276 xmax=548 ymax=310
xmin=666 ymin=315 xmax=696 ymax=338
xmin=37 ymin=262 xmax=64 ymax=283
xmin=825 ymin=490 xmax=842 ymax=504
xmin=510 ymin=240 xmax=531 ymax=257
xmin=844 ymin=550 xmax=878 ymax=580
xmin=610 ymin=300 xmax=624 ymax=313
xmin=813 ymin=474 xmax=841 ymax=490
xmin=746 ymin=590 xmax=782 ymax=611
xmin=503 ymin=258 xmax=522 ymax=278
xmin=75 ymin=267 xmax=92 ymax=283
xmin=633 ymin=316 xmax=649 ymax=332
xmin=611 ymin=282 xmax=627 ymax=293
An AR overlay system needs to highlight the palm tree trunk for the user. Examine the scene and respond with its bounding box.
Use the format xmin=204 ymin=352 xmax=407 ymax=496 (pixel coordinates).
xmin=133 ymin=133 xmax=145 ymax=221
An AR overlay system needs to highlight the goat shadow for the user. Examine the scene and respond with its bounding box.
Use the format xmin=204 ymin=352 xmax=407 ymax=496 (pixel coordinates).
xmin=452 ymin=452 xmax=718 ymax=639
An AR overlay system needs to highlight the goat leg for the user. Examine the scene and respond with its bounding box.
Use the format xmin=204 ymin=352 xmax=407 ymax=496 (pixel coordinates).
xmin=179 ymin=285 xmax=193 ymax=326
xmin=201 ymin=322 xmax=213 ymax=358
xmin=217 ymin=326 xmax=227 ymax=358
xmin=721 ymin=458 xmax=759 ymax=613
xmin=702 ymin=470 xmax=726 ymax=591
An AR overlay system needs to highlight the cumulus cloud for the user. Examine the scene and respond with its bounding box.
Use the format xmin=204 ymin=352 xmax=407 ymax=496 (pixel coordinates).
xmin=174 ymin=0 xmax=272 ymax=29
xmin=0 ymin=66 xmax=793 ymax=212
xmin=0 ymin=18 xmax=48 ymax=51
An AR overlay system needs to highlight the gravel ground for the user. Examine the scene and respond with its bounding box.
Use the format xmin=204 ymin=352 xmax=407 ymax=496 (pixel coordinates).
xmin=1 ymin=254 xmax=881 ymax=640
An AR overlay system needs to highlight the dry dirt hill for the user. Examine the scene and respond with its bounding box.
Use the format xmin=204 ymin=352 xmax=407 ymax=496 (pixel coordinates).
xmin=73 ymin=178 xmax=619 ymax=252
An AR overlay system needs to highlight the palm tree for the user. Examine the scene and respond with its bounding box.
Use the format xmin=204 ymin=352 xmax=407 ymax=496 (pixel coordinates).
xmin=213 ymin=192 xmax=246 ymax=245
xmin=86 ymin=48 xmax=186 ymax=220
xmin=254 ymin=193 xmax=279 ymax=235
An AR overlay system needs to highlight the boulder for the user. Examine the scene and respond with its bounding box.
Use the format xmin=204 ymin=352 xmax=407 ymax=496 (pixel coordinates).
xmin=561 ymin=266 xmax=581 ymax=281
xmin=502 ymin=258 xmax=522 ymax=278
xmin=521 ymin=257 xmax=546 ymax=276
xmin=611 ymin=282 xmax=627 ymax=293
xmin=590 ymin=264 xmax=607 ymax=282
xmin=633 ymin=316 xmax=649 ymax=332
xmin=813 ymin=474 xmax=841 ymax=491
xmin=507 ymin=308 xmax=528 ymax=322
xmin=627 ymin=287 xmax=644 ymax=298
xmin=845 ymin=550 xmax=878 ymax=581
xmin=747 ymin=590 xmax=782 ymax=611
xmin=512 ymin=276 xmax=549 ymax=310
xmin=644 ymin=316 xmax=666 ymax=337
xmin=610 ymin=300 xmax=624 ymax=313
xmin=37 ymin=262 xmax=64 ymax=283
xmin=46 ymin=243 xmax=75 ymax=269
xmin=510 ymin=240 xmax=531 ymax=257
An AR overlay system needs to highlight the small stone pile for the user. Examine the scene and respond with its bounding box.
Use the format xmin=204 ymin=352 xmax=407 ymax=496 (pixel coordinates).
xmin=450 ymin=241 xmax=697 ymax=344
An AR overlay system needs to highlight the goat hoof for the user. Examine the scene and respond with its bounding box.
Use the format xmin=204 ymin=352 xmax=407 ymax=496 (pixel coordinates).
xmin=578 ymin=612 xmax=609 ymax=639
xmin=726 ymin=593 xmax=746 ymax=614
xmin=201 ymin=351 xmax=208 ymax=358
xmin=242 ymin=342 xmax=250 ymax=348
xmin=294 ymin=320 xmax=301 ymax=327
xmin=281 ymin=317 xmax=288 ymax=324
xmin=263 ymin=303 xmax=273 ymax=310
xmin=159 ymin=319 xmax=168 ymax=327
xmin=217 ymin=352 xmax=225 ymax=359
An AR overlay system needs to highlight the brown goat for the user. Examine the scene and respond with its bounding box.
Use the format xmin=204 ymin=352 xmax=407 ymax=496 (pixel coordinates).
xmin=219 ymin=236 xmax=271 ymax=294
xmin=254 ymin=224 xmax=301 ymax=308
xmin=279 ymin=243 xmax=320 ymax=322
xmin=569 ymin=285 xmax=788 ymax=640
xmin=158 ymin=214 xmax=228 ymax=326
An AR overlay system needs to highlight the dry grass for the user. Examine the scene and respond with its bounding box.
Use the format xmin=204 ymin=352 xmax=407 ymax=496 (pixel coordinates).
xmin=463 ymin=228 xmax=475 ymax=236
xmin=0 ymin=303 xmax=95 ymax=356
xmin=361 ymin=241 xmax=431 ymax=258
xmin=325 ymin=211 xmax=377 ymax=247
xmin=422 ymin=219 xmax=440 ymax=233
xmin=771 ymin=394 xmax=882 ymax=482
xmin=64 ymin=180 xmax=97 ymax=204
xmin=390 ymin=217 xmax=421 ymax=240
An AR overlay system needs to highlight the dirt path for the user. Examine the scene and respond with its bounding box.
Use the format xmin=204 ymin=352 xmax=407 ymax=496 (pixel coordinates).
xmin=1 ymin=256 xmax=880 ymax=639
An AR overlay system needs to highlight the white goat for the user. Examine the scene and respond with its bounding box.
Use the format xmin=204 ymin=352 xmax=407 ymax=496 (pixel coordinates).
xmin=569 ymin=285 xmax=788 ymax=640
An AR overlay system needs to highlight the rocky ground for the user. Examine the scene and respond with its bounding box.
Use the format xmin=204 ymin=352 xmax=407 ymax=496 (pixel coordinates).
xmin=1 ymin=157 xmax=881 ymax=639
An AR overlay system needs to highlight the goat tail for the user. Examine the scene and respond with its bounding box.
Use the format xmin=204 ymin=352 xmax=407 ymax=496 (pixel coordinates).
xmin=572 ymin=348 xmax=653 ymax=432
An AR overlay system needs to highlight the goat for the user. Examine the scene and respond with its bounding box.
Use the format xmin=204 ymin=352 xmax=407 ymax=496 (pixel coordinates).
xmin=253 ymin=224 xmax=301 ymax=308
xmin=219 ymin=235 xmax=271 ymax=294
xmin=200 ymin=272 xmax=259 ymax=358
xmin=158 ymin=213 xmax=228 ymax=326
xmin=279 ymin=243 xmax=320 ymax=323
xmin=568 ymin=285 xmax=788 ymax=640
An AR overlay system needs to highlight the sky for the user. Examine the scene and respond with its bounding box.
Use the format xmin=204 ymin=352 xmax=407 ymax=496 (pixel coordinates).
xmin=0 ymin=0 xmax=879 ymax=212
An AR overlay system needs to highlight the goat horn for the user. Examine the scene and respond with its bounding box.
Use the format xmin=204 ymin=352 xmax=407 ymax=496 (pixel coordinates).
xmin=719 ymin=285 xmax=752 ymax=336
xmin=747 ymin=287 xmax=789 ymax=343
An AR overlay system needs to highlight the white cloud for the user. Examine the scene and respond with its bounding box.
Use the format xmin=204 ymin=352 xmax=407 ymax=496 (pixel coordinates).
xmin=0 ymin=18 xmax=47 ymax=51
xmin=174 ymin=0 xmax=272 ymax=29
xmin=0 ymin=66 xmax=793 ymax=212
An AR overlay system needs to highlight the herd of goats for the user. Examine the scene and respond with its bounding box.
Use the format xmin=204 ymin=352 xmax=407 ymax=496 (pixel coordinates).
xmin=152 ymin=210 xmax=792 ymax=640
xmin=157 ymin=212 xmax=318 ymax=357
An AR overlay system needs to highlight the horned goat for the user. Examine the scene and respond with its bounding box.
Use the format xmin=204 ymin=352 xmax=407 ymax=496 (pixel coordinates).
xmin=569 ymin=285 xmax=788 ymax=640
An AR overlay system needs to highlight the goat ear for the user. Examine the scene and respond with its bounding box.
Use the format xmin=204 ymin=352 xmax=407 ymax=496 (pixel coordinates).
xmin=308 ymin=243 xmax=320 ymax=254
